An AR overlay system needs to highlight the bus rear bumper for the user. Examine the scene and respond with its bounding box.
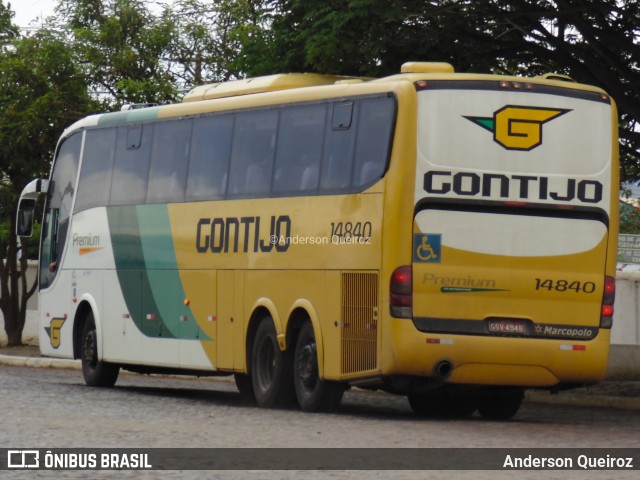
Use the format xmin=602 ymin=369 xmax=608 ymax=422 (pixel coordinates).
xmin=380 ymin=319 xmax=611 ymax=388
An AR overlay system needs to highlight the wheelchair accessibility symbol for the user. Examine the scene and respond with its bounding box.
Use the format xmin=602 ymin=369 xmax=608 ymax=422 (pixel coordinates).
xmin=414 ymin=234 xmax=441 ymax=263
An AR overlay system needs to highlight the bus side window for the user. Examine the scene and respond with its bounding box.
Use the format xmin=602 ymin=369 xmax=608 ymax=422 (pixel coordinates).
xmin=273 ymin=104 xmax=325 ymax=195
xmin=147 ymin=119 xmax=191 ymax=204
xmin=228 ymin=110 xmax=277 ymax=197
xmin=110 ymin=125 xmax=153 ymax=206
xmin=187 ymin=115 xmax=233 ymax=201
xmin=74 ymin=128 xmax=117 ymax=213
xmin=353 ymin=96 xmax=395 ymax=188
xmin=320 ymin=102 xmax=356 ymax=192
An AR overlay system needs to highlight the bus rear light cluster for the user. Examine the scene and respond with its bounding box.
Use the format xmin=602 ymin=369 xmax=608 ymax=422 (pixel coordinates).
xmin=390 ymin=265 xmax=412 ymax=319
xmin=600 ymin=275 xmax=615 ymax=328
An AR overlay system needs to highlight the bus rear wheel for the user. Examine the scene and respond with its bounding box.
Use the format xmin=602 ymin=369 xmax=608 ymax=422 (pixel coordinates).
xmin=476 ymin=390 xmax=523 ymax=420
xmin=80 ymin=312 xmax=119 ymax=387
xmin=293 ymin=322 xmax=345 ymax=412
xmin=251 ymin=317 xmax=294 ymax=408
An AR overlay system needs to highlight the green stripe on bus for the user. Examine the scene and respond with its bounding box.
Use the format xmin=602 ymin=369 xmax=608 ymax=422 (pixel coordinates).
xmin=97 ymin=107 xmax=160 ymax=126
xmin=137 ymin=204 xmax=210 ymax=340
xmin=107 ymin=204 xmax=209 ymax=341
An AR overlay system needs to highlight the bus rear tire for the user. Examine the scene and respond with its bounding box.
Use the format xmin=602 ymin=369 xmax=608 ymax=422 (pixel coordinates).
xmin=251 ymin=317 xmax=295 ymax=408
xmin=476 ymin=390 xmax=523 ymax=420
xmin=293 ymin=322 xmax=345 ymax=412
xmin=80 ymin=313 xmax=119 ymax=388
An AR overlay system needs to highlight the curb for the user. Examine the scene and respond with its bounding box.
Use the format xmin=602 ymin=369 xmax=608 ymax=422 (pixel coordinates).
xmin=0 ymin=354 xmax=80 ymax=370
xmin=525 ymin=390 xmax=640 ymax=411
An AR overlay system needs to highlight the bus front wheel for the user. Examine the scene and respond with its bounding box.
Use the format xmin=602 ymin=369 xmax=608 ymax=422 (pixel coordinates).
xmin=80 ymin=312 xmax=119 ymax=387
xmin=293 ymin=322 xmax=345 ymax=412
xmin=251 ymin=317 xmax=294 ymax=408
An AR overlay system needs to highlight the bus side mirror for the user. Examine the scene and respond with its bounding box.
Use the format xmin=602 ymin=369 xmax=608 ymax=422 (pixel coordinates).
xmin=17 ymin=199 xmax=36 ymax=237
xmin=16 ymin=178 xmax=49 ymax=238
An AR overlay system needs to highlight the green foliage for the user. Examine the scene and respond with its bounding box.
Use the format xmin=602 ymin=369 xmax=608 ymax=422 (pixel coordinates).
xmin=0 ymin=220 xmax=40 ymax=259
xmin=0 ymin=21 xmax=98 ymax=344
xmin=620 ymin=201 xmax=640 ymax=234
xmin=162 ymin=0 xmax=264 ymax=84
xmin=0 ymin=29 xmax=99 ymax=214
xmin=247 ymin=0 xmax=639 ymax=177
xmin=0 ymin=1 xmax=19 ymax=44
xmin=56 ymin=0 xmax=178 ymax=106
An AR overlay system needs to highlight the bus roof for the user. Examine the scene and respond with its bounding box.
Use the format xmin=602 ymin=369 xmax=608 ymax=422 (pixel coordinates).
xmin=62 ymin=62 xmax=609 ymax=139
xmin=182 ymin=73 xmax=367 ymax=102
xmin=182 ymin=62 xmax=607 ymax=104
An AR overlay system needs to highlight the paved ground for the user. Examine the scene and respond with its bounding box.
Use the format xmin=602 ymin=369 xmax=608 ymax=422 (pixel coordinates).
xmin=1 ymin=344 xmax=640 ymax=411
xmin=3 ymin=362 xmax=640 ymax=480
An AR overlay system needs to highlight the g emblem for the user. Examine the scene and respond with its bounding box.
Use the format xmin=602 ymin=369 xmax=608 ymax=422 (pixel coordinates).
xmin=465 ymin=105 xmax=570 ymax=151
xmin=45 ymin=318 xmax=66 ymax=349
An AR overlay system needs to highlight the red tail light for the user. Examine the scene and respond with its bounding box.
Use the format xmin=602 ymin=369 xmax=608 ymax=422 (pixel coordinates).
xmin=600 ymin=275 xmax=615 ymax=328
xmin=390 ymin=265 xmax=412 ymax=318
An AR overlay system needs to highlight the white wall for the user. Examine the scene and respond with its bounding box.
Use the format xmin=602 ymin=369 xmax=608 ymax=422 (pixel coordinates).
xmin=607 ymin=271 xmax=640 ymax=379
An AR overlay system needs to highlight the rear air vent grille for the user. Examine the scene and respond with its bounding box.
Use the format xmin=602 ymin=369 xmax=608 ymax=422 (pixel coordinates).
xmin=341 ymin=272 xmax=379 ymax=374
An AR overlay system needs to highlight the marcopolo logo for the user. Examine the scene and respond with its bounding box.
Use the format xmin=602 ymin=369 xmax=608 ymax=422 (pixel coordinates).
xmin=464 ymin=105 xmax=571 ymax=151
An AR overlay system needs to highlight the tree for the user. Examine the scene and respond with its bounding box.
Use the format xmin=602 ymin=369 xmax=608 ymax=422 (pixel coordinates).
xmin=0 ymin=29 xmax=99 ymax=345
xmin=463 ymin=0 xmax=640 ymax=180
xmin=246 ymin=0 xmax=639 ymax=178
xmin=0 ymin=2 xmax=19 ymax=43
xmin=160 ymin=0 xmax=264 ymax=86
xmin=56 ymin=0 xmax=177 ymax=106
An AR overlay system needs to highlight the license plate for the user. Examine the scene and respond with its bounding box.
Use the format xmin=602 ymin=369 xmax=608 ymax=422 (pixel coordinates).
xmin=487 ymin=319 xmax=527 ymax=335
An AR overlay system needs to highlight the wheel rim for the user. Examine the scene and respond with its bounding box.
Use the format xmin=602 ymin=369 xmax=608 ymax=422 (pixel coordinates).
xmin=297 ymin=339 xmax=318 ymax=391
xmin=256 ymin=336 xmax=276 ymax=390
xmin=82 ymin=330 xmax=98 ymax=369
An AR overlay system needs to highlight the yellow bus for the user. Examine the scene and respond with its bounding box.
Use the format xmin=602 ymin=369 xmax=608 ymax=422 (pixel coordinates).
xmin=17 ymin=62 xmax=618 ymax=419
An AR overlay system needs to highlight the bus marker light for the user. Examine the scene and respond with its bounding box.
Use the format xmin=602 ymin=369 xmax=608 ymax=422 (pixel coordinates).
xmin=146 ymin=314 xmax=156 ymax=320
xmin=184 ymin=299 xmax=190 ymax=305
xmin=207 ymin=315 xmax=216 ymax=322
xmin=560 ymin=344 xmax=586 ymax=351
xmin=427 ymin=338 xmax=453 ymax=345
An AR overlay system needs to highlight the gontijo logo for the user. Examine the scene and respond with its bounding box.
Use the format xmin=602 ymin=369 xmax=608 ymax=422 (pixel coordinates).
xmin=464 ymin=105 xmax=570 ymax=151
